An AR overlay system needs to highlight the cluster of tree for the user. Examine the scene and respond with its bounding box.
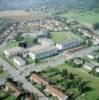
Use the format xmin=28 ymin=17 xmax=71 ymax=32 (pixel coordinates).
xmin=19 ymin=42 xmax=28 ymax=48
xmin=15 ymin=35 xmax=24 ymax=41
xmin=90 ymin=69 xmax=99 ymax=77
xmin=93 ymin=23 xmax=99 ymax=30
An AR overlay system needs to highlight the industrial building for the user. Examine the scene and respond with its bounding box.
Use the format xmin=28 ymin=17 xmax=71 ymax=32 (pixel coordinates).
xmin=29 ymin=46 xmax=58 ymax=60
xmin=3 ymin=47 xmax=26 ymax=57
xmin=56 ymin=39 xmax=81 ymax=50
xmin=13 ymin=56 xmax=26 ymax=66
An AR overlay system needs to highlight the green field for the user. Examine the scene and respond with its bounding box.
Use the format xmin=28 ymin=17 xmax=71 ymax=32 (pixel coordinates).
xmin=56 ymin=63 xmax=99 ymax=100
xmin=6 ymin=41 xmax=19 ymax=48
xmin=58 ymin=10 xmax=99 ymax=24
xmin=51 ymin=31 xmax=81 ymax=43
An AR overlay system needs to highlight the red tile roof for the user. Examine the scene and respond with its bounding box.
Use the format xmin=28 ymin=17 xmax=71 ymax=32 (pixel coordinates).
xmin=31 ymin=73 xmax=48 ymax=85
xmin=45 ymin=85 xmax=68 ymax=100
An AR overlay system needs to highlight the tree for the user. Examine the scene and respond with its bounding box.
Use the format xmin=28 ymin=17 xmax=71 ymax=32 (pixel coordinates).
xmin=61 ymin=69 xmax=68 ymax=78
xmin=68 ymin=73 xmax=74 ymax=79
xmin=33 ymin=38 xmax=38 ymax=44
xmin=93 ymin=23 xmax=99 ymax=30
xmin=35 ymin=58 xmax=39 ymax=63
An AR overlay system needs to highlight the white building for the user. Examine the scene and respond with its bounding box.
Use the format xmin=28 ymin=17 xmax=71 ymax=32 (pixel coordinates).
xmin=56 ymin=39 xmax=81 ymax=50
xmin=83 ymin=62 xmax=96 ymax=71
xmin=87 ymin=52 xmax=97 ymax=59
xmin=4 ymin=47 xmax=25 ymax=57
xmin=95 ymin=67 xmax=99 ymax=73
xmin=92 ymin=35 xmax=99 ymax=45
xmin=13 ymin=56 xmax=26 ymax=66
xmin=29 ymin=46 xmax=58 ymax=60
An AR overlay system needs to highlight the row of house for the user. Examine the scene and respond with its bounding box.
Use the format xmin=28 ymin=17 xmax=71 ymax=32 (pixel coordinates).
xmin=30 ymin=73 xmax=68 ymax=100
xmin=73 ymin=57 xmax=99 ymax=73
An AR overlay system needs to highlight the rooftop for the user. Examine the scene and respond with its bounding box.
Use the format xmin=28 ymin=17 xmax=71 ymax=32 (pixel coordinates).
xmin=6 ymin=81 xmax=23 ymax=97
xmin=30 ymin=45 xmax=57 ymax=55
xmin=31 ymin=73 xmax=48 ymax=85
xmin=45 ymin=85 xmax=68 ymax=100
xmin=84 ymin=62 xmax=96 ymax=69
xmin=58 ymin=38 xmax=80 ymax=45
xmin=13 ymin=56 xmax=25 ymax=63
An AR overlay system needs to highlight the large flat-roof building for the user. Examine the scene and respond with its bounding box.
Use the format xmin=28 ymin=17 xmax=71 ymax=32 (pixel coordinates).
xmin=13 ymin=56 xmax=26 ymax=66
xmin=29 ymin=46 xmax=58 ymax=60
xmin=4 ymin=47 xmax=26 ymax=57
xmin=56 ymin=39 xmax=81 ymax=50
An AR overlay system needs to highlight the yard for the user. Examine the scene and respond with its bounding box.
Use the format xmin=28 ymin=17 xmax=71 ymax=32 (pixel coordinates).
xmin=57 ymin=63 xmax=99 ymax=100
xmin=40 ymin=63 xmax=99 ymax=100
xmin=51 ymin=31 xmax=81 ymax=43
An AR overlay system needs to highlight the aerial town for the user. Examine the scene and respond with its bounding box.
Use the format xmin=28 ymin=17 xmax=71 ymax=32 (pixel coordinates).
xmin=0 ymin=0 xmax=99 ymax=100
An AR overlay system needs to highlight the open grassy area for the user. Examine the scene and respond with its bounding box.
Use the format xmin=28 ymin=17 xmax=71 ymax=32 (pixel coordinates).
xmin=51 ymin=31 xmax=81 ymax=43
xmin=58 ymin=10 xmax=99 ymax=25
xmin=6 ymin=40 xmax=19 ymax=48
xmin=56 ymin=63 xmax=99 ymax=100
xmin=23 ymin=35 xmax=34 ymax=45
xmin=4 ymin=95 xmax=16 ymax=100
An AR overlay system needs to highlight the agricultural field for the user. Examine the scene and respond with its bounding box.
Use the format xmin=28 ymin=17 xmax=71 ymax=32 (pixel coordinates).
xmin=51 ymin=31 xmax=82 ymax=43
xmin=58 ymin=10 xmax=99 ymax=25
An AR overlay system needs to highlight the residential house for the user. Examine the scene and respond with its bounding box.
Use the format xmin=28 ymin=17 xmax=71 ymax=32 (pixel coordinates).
xmin=45 ymin=85 xmax=68 ymax=100
xmin=83 ymin=62 xmax=96 ymax=71
xmin=5 ymin=81 xmax=23 ymax=97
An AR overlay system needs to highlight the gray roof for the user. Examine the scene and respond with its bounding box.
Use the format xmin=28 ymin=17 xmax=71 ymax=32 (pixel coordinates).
xmin=13 ymin=56 xmax=25 ymax=63
xmin=30 ymin=46 xmax=57 ymax=55
xmin=84 ymin=62 xmax=96 ymax=69
xmin=59 ymin=38 xmax=80 ymax=46
xmin=37 ymin=31 xmax=49 ymax=36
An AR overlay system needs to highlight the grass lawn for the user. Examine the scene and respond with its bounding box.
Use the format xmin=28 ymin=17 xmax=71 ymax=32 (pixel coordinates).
xmin=51 ymin=31 xmax=81 ymax=43
xmin=23 ymin=35 xmax=34 ymax=43
xmin=4 ymin=95 xmax=16 ymax=100
xmin=57 ymin=63 xmax=99 ymax=100
xmin=58 ymin=10 xmax=99 ymax=25
xmin=6 ymin=40 xmax=19 ymax=48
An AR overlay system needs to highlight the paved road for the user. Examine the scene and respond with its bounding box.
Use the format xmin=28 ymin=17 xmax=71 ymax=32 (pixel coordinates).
xmin=0 ymin=57 xmax=48 ymax=100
